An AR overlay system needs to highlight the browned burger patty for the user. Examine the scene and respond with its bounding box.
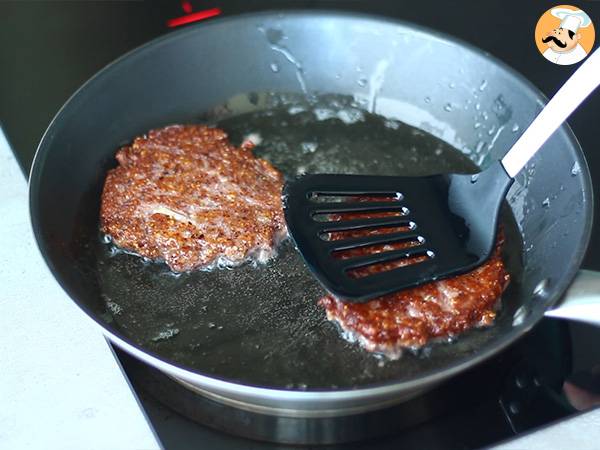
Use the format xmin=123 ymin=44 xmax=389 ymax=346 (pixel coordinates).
xmin=319 ymin=205 xmax=510 ymax=359
xmin=100 ymin=125 xmax=286 ymax=272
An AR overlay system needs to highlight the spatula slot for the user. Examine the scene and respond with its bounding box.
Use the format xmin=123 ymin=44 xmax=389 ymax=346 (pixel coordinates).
xmin=320 ymin=218 xmax=416 ymax=233
xmin=312 ymin=210 xmax=407 ymax=222
xmin=345 ymin=250 xmax=434 ymax=279
xmin=308 ymin=192 xmax=403 ymax=203
xmin=310 ymin=201 xmax=408 ymax=214
xmin=332 ymin=235 xmax=424 ymax=260
xmin=320 ymin=223 xmax=414 ymax=241
xmin=339 ymin=246 xmax=431 ymax=269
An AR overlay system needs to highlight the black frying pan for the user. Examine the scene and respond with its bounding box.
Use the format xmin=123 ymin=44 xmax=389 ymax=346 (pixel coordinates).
xmin=29 ymin=11 xmax=594 ymax=416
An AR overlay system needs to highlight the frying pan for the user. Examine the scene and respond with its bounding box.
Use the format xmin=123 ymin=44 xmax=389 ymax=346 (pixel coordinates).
xmin=29 ymin=11 xmax=599 ymax=418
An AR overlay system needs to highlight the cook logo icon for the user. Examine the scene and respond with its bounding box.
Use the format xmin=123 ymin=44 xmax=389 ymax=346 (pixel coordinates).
xmin=535 ymin=5 xmax=596 ymax=65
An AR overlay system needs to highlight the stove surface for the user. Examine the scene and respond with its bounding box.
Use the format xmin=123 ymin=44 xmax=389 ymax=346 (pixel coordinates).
xmin=115 ymin=317 xmax=574 ymax=448
xmin=3 ymin=1 xmax=600 ymax=449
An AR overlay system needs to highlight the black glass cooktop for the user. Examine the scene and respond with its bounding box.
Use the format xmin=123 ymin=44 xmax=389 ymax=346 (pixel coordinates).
xmin=113 ymin=317 xmax=577 ymax=449
xmin=2 ymin=1 xmax=600 ymax=449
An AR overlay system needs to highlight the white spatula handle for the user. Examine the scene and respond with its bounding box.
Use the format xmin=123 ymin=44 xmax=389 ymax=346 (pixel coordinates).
xmin=501 ymin=48 xmax=600 ymax=178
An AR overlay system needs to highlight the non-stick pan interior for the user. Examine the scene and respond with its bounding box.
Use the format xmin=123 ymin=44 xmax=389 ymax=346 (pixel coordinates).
xmin=88 ymin=93 xmax=526 ymax=388
xmin=30 ymin=12 xmax=592 ymax=391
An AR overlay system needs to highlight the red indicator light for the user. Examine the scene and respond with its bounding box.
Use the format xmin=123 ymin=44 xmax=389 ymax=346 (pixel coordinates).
xmin=181 ymin=0 xmax=193 ymax=14
xmin=167 ymin=7 xmax=222 ymax=28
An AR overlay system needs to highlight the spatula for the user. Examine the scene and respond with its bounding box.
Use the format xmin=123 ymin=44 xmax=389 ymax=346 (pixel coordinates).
xmin=283 ymin=48 xmax=600 ymax=302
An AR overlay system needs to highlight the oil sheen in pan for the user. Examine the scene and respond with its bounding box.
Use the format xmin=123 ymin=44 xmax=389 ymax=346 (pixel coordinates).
xmin=94 ymin=94 xmax=524 ymax=390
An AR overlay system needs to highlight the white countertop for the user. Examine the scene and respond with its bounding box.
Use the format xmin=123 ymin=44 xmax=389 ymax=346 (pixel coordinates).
xmin=489 ymin=406 xmax=600 ymax=450
xmin=0 ymin=129 xmax=161 ymax=450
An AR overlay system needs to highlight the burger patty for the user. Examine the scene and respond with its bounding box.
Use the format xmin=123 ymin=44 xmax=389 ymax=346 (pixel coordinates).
xmin=318 ymin=207 xmax=510 ymax=359
xmin=100 ymin=125 xmax=286 ymax=272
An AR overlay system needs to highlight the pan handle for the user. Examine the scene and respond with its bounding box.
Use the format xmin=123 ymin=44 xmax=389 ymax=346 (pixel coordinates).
xmin=544 ymin=270 xmax=600 ymax=326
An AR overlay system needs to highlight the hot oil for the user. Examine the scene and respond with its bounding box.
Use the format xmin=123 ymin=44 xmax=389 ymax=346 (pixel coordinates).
xmin=95 ymin=94 xmax=523 ymax=389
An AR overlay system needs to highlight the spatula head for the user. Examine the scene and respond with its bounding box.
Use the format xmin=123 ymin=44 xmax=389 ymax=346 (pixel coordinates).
xmin=283 ymin=162 xmax=513 ymax=302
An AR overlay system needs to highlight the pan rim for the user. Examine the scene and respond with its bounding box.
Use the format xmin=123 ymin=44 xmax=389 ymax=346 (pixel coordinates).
xmin=28 ymin=9 xmax=594 ymax=408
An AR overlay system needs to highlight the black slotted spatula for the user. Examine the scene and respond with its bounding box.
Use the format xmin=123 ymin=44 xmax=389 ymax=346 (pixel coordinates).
xmin=283 ymin=48 xmax=600 ymax=302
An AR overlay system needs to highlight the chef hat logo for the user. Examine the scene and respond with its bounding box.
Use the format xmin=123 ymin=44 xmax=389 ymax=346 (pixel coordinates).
xmin=534 ymin=4 xmax=596 ymax=66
